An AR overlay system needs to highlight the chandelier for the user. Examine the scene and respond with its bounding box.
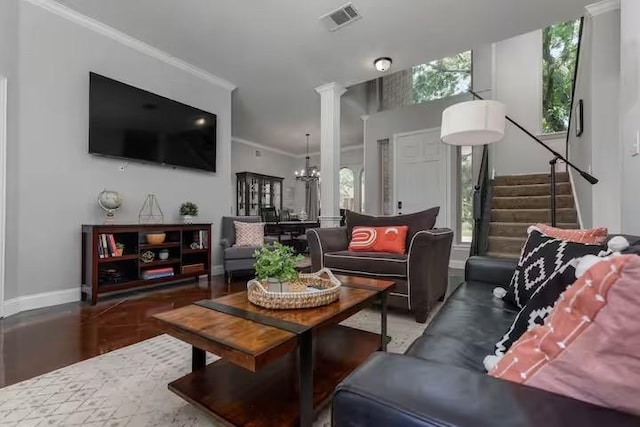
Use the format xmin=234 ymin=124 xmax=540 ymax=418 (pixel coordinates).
xmin=295 ymin=133 xmax=320 ymax=183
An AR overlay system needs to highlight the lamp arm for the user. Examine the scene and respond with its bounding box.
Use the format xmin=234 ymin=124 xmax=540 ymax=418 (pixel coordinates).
xmin=468 ymin=90 xmax=598 ymax=185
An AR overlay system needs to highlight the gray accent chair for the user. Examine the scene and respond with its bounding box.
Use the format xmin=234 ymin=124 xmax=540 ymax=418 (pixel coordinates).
xmin=220 ymin=216 xmax=275 ymax=282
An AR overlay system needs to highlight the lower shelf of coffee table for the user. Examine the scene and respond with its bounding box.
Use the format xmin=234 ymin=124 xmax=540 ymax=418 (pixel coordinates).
xmin=168 ymin=325 xmax=380 ymax=427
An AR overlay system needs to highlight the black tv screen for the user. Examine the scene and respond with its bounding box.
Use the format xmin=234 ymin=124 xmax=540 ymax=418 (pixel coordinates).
xmin=89 ymin=72 xmax=217 ymax=172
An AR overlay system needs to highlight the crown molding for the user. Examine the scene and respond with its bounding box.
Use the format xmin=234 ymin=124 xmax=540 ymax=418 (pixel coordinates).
xmin=585 ymin=0 xmax=620 ymax=17
xmin=232 ymin=137 xmax=298 ymax=158
xmin=23 ymin=0 xmax=237 ymax=91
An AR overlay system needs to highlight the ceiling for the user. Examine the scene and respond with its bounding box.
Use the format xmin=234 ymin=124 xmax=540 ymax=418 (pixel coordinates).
xmin=56 ymin=0 xmax=592 ymax=154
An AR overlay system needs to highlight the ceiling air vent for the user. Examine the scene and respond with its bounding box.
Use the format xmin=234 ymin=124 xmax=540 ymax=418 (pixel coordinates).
xmin=319 ymin=3 xmax=362 ymax=32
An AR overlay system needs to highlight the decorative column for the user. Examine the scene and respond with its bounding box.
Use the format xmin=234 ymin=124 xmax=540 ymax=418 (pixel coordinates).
xmin=360 ymin=115 xmax=369 ymax=213
xmin=315 ymin=82 xmax=347 ymax=228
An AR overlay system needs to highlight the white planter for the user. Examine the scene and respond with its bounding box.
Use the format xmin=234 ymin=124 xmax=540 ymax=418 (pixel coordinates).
xmin=267 ymin=277 xmax=289 ymax=293
xmin=182 ymin=215 xmax=194 ymax=224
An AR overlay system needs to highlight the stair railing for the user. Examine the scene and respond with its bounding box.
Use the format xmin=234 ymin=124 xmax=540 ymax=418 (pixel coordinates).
xmin=469 ymin=90 xmax=598 ymax=229
xmin=471 ymin=145 xmax=490 ymax=256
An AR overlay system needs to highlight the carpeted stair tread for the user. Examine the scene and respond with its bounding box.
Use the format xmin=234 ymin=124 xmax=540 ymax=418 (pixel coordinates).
xmin=492 ymin=195 xmax=574 ymax=210
xmin=489 ymin=222 xmax=578 ymax=237
xmin=491 ymin=208 xmax=578 ymax=223
xmin=493 ymin=182 xmax=571 ymax=197
xmin=488 ymin=236 xmax=527 ymax=254
xmin=493 ymin=172 xmax=569 ymax=186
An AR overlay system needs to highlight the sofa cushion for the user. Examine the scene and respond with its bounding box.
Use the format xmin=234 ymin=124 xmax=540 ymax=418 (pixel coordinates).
xmin=324 ymin=251 xmax=407 ymax=277
xmin=406 ymin=281 xmax=517 ymax=372
xmin=224 ymin=246 xmax=260 ymax=260
xmin=534 ymin=223 xmax=608 ymax=244
xmin=504 ymin=229 xmax=607 ymax=309
xmin=495 ymin=267 xmax=577 ymax=356
xmin=492 ymin=255 xmax=640 ymax=416
xmin=345 ymin=207 xmax=439 ymax=249
xmin=234 ymin=221 xmax=265 ymax=247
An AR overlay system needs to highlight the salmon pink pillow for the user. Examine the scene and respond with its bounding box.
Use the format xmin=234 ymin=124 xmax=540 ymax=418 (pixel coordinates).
xmin=534 ymin=223 xmax=607 ymax=244
xmin=348 ymin=226 xmax=409 ymax=254
xmin=490 ymin=255 xmax=640 ymax=415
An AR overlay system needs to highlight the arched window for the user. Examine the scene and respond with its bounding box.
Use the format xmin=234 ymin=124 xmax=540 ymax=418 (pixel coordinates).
xmin=339 ymin=168 xmax=355 ymax=210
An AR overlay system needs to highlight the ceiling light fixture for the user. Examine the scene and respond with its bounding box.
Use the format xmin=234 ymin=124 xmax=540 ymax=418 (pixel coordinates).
xmin=294 ymin=133 xmax=320 ymax=183
xmin=374 ymin=57 xmax=392 ymax=72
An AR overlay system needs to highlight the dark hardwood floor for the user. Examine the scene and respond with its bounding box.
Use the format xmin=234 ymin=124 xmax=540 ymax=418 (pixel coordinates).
xmin=0 ymin=277 xmax=242 ymax=388
xmin=0 ymin=271 xmax=464 ymax=388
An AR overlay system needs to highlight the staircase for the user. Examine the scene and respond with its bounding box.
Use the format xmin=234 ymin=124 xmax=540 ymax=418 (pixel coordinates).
xmin=487 ymin=172 xmax=579 ymax=258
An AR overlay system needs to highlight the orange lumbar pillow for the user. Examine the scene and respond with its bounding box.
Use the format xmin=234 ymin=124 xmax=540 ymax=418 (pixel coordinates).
xmin=348 ymin=226 xmax=409 ymax=254
xmin=533 ymin=223 xmax=608 ymax=244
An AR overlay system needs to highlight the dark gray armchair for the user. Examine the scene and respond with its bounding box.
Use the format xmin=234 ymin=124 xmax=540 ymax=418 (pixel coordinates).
xmin=220 ymin=216 xmax=275 ymax=283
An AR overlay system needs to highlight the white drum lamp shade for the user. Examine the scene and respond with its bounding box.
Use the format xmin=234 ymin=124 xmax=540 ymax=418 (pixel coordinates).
xmin=441 ymin=100 xmax=506 ymax=146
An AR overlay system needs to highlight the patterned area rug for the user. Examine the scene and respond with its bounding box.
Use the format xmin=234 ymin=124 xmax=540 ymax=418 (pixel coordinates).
xmin=0 ymin=307 xmax=439 ymax=426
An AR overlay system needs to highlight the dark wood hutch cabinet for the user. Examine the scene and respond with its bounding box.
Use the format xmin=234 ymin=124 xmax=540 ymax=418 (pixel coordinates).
xmin=236 ymin=172 xmax=283 ymax=216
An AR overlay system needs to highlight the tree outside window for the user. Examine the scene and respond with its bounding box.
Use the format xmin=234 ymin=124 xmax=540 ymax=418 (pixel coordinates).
xmin=339 ymin=168 xmax=355 ymax=211
xmin=412 ymin=51 xmax=472 ymax=104
xmin=459 ymin=146 xmax=473 ymax=243
xmin=542 ymin=20 xmax=580 ymax=133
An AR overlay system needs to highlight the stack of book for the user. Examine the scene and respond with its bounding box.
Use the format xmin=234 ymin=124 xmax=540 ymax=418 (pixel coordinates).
xmin=142 ymin=267 xmax=174 ymax=280
xmin=97 ymin=234 xmax=118 ymax=258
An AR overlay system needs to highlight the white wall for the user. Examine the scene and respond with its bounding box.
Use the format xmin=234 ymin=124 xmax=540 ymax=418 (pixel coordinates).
xmin=569 ymin=8 xmax=621 ymax=230
xmin=6 ymin=2 xmax=233 ymax=302
xmin=620 ymin=0 xmax=640 ymax=234
xmin=231 ymin=141 xmax=297 ymax=212
xmin=492 ymin=30 xmax=566 ymax=176
xmin=363 ymin=94 xmax=468 ymax=216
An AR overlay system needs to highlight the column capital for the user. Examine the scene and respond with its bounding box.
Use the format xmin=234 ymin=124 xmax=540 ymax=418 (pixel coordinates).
xmin=315 ymin=82 xmax=347 ymax=97
xmin=360 ymin=114 xmax=370 ymax=122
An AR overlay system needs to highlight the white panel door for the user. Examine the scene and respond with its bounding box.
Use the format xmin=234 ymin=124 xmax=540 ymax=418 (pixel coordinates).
xmin=393 ymin=129 xmax=448 ymax=227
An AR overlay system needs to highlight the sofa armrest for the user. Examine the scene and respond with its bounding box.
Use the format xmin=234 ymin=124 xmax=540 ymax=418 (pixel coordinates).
xmin=220 ymin=238 xmax=231 ymax=249
xmin=306 ymin=227 xmax=348 ymax=271
xmin=407 ymin=228 xmax=454 ymax=319
xmin=264 ymin=236 xmax=278 ymax=245
xmin=333 ymin=353 xmax=639 ymax=427
xmin=465 ymin=256 xmax=518 ymax=287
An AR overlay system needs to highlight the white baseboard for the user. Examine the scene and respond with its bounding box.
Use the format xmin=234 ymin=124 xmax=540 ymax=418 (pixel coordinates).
xmin=3 ymin=288 xmax=80 ymax=318
xmin=211 ymin=264 xmax=224 ymax=276
xmin=449 ymin=260 xmax=466 ymax=270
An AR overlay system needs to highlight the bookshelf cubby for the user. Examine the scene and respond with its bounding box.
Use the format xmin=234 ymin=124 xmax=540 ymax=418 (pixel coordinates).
xmin=81 ymin=223 xmax=212 ymax=305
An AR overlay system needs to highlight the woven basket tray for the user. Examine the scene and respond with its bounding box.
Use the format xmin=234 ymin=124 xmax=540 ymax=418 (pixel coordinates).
xmin=247 ymin=268 xmax=341 ymax=310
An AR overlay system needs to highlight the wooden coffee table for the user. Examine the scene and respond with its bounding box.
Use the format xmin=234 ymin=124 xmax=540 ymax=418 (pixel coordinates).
xmin=153 ymin=275 xmax=395 ymax=427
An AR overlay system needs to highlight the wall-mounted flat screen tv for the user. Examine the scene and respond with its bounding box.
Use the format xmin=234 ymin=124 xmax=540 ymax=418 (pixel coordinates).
xmin=89 ymin=72 xmax=217 ymax=172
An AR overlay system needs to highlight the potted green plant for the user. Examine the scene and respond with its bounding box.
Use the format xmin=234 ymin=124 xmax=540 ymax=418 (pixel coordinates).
xmin=179 ymin=202 xmax=198 ymax=224
xmin=253 ymin=242 xmax=304 ymax=292
xmin=115 ymin=243 xmax=125 ymax=257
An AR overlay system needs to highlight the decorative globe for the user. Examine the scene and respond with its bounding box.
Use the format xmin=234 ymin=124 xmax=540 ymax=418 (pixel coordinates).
xmin=98 ymin=189 xmax=122 ymax=223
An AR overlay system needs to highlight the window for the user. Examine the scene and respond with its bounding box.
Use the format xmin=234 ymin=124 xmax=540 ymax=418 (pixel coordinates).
xmin=542 ymin=19 xmax=580 ymax=133
xmin=459 ymin=146 xmax=473 ymax=243
xmin=339 ymin=168 xmax=355 ymax=210
xmin=381 ymin=51 xmax=472 ymax=110
xmin=412 ymin=51 xmax=472 ymax=104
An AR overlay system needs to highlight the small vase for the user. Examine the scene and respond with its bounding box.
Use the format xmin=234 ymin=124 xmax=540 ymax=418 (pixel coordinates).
xmin=182 ymin=215 xmax=194 ymax=224
xmin=159 ymin=249 xmax=170 ymax=260
xmin=115 ymin=248 xmax=124 ymax=257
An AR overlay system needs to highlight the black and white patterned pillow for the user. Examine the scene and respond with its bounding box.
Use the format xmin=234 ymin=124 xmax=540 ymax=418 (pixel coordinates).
xmin=504 ymin=230 xmax=607 ymax=309
xmin=495 ymin=268 xmax=576 ymax=355
xmin=495 ymin=230 xmax=608 ymax=356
